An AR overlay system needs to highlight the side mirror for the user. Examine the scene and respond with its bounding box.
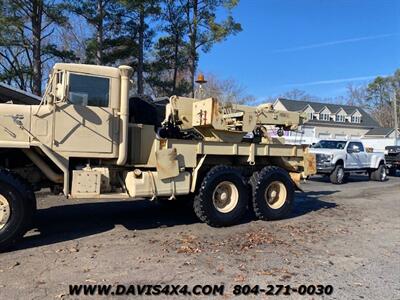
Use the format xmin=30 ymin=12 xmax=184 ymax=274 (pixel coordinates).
xmin=55 ymin=83 xmax=65 ymax=101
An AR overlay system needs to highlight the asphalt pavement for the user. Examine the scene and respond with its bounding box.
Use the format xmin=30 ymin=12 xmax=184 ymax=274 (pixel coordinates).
xmin=0 ymin=174 xmax=399 ymax=299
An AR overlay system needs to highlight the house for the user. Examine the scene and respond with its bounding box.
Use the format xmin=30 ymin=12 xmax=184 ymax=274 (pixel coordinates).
xmin=364 ymin=128 xmax=399 ymax=139
xmin=362 ymin=127 xmax=400 ymax=151
xmin=273 ymin=98 xmax=381 ymax=144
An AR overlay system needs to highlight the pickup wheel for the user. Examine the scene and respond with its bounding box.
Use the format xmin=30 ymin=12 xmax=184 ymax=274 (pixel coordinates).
xmin=370 ymin=164 xmax=387 ymax=181
xmin=250 ymin=166 xmax=294 ymax=220
xmin=193 ymin=166 xmax=248 ymax=227
xmin=0 ymin=169 xmax=34 ymax=252
xmin=330 ymin=165 xmax=345 ymax=184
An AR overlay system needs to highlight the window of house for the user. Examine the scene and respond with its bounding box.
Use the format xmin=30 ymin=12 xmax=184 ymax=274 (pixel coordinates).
xmin=351 ymin=116 xmax=361 ymax=123
xmin=68 ymin=73 xmax=110 ymax=107
xmin=320 ymin=113 xmax=330 ymax=121
xmin=307 ymin=112 xmax=313 ymax=120
xmin=336 ymin=115 xmax=346 ymax=122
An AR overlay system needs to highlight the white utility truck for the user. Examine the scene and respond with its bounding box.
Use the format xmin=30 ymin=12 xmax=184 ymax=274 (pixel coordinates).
xmin=309 ymin=140 xmax=386 ymax=184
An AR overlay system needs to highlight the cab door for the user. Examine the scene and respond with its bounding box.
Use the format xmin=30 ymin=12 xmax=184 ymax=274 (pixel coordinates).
xmin=346 ymin=142 xmax=363 ymax=169
xmin=53 ymin=73 xmax=116 ymax=155
xmin=356 ymin=143 xmax=369 ymax=168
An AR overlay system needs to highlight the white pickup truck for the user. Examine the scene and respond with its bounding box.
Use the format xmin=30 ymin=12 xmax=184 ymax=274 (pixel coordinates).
xmin=309 ymin=140 xmax=386 ymax=184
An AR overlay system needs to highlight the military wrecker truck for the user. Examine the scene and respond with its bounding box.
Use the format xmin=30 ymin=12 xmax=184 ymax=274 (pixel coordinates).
xmin=0 ymin=63 xmax=316 ymax=250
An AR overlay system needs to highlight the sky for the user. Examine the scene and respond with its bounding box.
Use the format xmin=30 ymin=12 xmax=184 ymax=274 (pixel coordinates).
xmin=198 ymin=0 xmax=400 ymax=103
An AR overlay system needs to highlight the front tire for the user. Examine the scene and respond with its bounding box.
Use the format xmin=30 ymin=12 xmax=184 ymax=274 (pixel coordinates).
xmin=330 ymin=164 xmax=345 ymax=184
xmin=250 ymin=166 xmax=294 ymax=221
xmin=193 ymin=166 xmax=249 ymax=227
xmin=0 ymin=170 xmax=34 ymax=251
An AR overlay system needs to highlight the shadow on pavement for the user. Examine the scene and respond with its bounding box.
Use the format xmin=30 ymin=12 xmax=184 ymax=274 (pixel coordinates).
xmin=290 ymin=190 xmax=338 ymax=218
xmin=15 ymin=199 xmax=198 ymax=251
xmin=13 ymin=189 xmax=339 ymax=251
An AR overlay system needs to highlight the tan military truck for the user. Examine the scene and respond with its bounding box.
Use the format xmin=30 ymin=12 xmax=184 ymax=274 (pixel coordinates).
xmin=0 ymin=63 xmax=316 ymax=250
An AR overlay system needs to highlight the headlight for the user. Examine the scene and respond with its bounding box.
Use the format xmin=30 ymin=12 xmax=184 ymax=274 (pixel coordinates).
xmin=317 ymin=154 xmax=333 ymax=162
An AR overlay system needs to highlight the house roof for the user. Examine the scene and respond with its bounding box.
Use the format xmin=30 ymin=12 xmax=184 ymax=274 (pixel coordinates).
xmin=333 ymin=107 xmax=346 ymax=114
xmin=0 ymin=82 xmax=41 ymax=105
xmin=318 ymin=106 xmax=331 ymax=113
xmin=276 ymin=98 xmax=379 ymax=128
xmin=365 ymin=127 xmax=395 ymax=136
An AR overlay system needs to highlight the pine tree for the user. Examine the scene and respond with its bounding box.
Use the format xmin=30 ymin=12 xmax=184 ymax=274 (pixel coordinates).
xmin=181 ymin=0 xmax=242 ymax=96
xmin=120 ymin=0 xmax=160 ymax=94
xmin=147 ymin=0 xmax=191 ymax=96
xmin=0 ymin=0 xmax=76 ymax=95
xmin=66 ymin=0 xmax=127 ymax=65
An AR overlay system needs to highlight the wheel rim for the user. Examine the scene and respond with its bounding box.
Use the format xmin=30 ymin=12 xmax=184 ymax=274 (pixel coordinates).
xmin=212 ymin=181 xmax=239 ymax=213
xmin=265 ymin=181 xmax=287 ymax=209
xmin=380 ymin=167 xmax=386 ymax=181
xmin=0 ymin=195 xmax=11 ymax=230
xmin=337 ymin=168 xmax=344 ymax=182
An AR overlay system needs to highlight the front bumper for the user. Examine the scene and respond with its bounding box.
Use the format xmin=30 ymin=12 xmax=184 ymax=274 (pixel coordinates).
xmin=316 ymin=162 xmax=335 ymax=173
xmin=315 ymin=154 xmax=335 ymax=173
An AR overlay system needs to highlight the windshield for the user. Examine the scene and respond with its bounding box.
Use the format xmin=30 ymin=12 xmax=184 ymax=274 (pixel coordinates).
xmin=312 ymin=140 xmax=347 ymax=149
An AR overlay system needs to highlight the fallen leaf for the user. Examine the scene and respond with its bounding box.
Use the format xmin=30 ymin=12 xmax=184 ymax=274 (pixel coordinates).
xmin=234 ymin=274 xmax=246 ymax=282
xmin=9 ymin=262 xmax=20 ymax=269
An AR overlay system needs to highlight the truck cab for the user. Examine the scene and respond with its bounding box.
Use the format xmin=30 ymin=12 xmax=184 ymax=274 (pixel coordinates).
xmin=309 ymin=140 xmax=386 ymax=184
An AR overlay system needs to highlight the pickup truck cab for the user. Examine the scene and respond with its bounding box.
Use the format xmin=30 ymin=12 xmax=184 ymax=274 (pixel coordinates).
xmin=309 ymin=140 xmax=386 ymax=184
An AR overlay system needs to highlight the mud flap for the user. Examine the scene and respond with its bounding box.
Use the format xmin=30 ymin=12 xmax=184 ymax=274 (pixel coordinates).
xmin=289 ymin=172 xmax=304 ymax=192
xmin=292 ymin=181 xmax=304 ymax=192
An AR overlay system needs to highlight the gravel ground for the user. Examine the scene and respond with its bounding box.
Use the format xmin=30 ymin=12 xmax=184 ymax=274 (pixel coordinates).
xmin=0 ymin=175 xmax=399 ymax=299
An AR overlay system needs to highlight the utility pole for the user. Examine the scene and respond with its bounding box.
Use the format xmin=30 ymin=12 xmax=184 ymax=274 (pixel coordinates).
xmin=394 ymin=90 xmax=398 ymax=145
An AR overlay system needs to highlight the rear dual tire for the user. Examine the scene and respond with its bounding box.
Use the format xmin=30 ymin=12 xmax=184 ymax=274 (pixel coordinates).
xmin=193 ymin=165 xmax=295 ymax=227
xmin=250 ymin=166 xmax=294 ymax=220
xmin=193 ymin=166 xmax=248 ymax=227
xmin=370 ymin=164 xmax=387 ymax=181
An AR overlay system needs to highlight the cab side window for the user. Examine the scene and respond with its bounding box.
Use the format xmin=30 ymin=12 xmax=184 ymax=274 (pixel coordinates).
xmin=355 ymin=142 xmax=364 ymax=152
xmin=348 ymin=142 xmax=364 ymax=152
xmin=68 ymin=74 xmax=110 ymax=107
